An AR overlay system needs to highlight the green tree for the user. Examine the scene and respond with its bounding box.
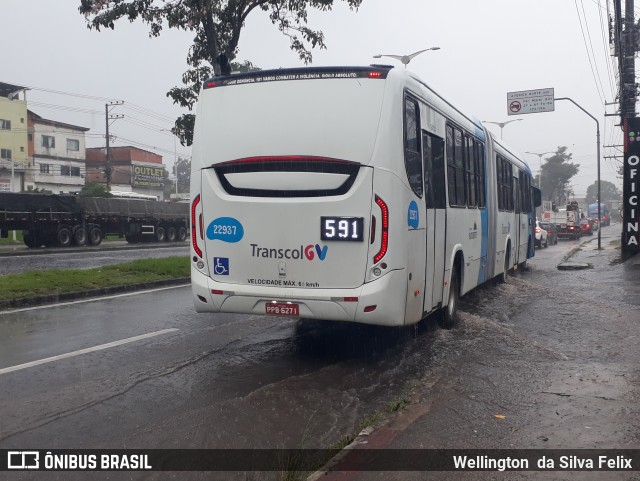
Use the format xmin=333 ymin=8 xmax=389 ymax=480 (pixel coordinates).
xmin=539 ymin=147 xmax=579 ymax=205
xmin=79 ymin=182 xmax=113 ymax=197
xmin=79 ymin=0 xmax=363 ymax=145
xmin=174 ymin=156 xmax=191 ymax=193
xmin=585 ymin=180 xmax=620 ymax=205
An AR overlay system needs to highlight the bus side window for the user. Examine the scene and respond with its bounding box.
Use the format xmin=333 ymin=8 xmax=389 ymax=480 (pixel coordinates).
xmin=475 ymin=141 xmax=486 ymax=208
xmin=422 ymin=131 xmax=446 ymax=209
xmin=404 ymin=96 xmax=423 ymax=197
xmin=446 ymin=124 xmax=466 ymax=207
xmin=466 ymin=136 xmax=477 ymax=208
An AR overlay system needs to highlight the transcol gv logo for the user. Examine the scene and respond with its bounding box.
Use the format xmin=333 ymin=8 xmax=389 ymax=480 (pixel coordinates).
xmin=251 ymin=243 xmax=328 ymax=261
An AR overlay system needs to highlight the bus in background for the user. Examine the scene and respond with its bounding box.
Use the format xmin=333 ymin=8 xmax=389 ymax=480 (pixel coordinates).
xmin=588 ymin=202 xmax=611 ymax=227
xmin=110 ymin=191 xmax=159 ymax=201
xmin=190 ymin=65 xmax=540 ymax=328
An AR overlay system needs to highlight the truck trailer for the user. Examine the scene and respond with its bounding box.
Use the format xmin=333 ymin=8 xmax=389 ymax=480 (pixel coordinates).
xmin=0 ymin=192 xmax=189 ymax=248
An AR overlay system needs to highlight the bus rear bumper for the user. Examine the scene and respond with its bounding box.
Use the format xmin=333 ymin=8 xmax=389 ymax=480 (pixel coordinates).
xmin=191 ymin=267 xmax=407 ymax=327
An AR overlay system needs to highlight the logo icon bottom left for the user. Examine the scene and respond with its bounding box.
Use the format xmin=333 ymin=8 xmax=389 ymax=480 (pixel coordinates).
xmin=8 ymin=451 xmax=39 ymax=469
xmin=213 ymin=257 xmax=229 ymax=275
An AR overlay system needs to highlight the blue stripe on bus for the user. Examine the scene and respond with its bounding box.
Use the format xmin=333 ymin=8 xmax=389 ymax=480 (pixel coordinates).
xmin=478 ymin=208 xmax=489 ymax=284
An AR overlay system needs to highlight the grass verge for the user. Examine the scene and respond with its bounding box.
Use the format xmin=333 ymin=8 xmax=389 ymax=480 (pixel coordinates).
xmin=0 ymin=230 xmax=24 ymax=245
xmin=0 ymin=256 xmax=189 ymax=302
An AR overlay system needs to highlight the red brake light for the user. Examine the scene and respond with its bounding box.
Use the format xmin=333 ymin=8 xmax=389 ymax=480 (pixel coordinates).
xmin=374 ymin=195 xmax=389 ymax=264
xmin=369 ymin=71 xmax=383 ymax=79
xmin=191 ymin=194 xmax=202 ymax=258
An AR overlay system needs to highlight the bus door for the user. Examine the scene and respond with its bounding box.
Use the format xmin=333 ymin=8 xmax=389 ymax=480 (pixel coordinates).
xmin=512 ymin=176 xmax=522 ymax=264
xmin=517 ymin=175 xmax=529 ymax=262
xmin=422 ymin=132 xmax=446 ymax=313
xmin=404 ymin=97 xmax=427 ymax=324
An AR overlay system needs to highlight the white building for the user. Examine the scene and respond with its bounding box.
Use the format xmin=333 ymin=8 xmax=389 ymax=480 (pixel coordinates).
xmin=26 ymin=110 xmax=89 ymax=193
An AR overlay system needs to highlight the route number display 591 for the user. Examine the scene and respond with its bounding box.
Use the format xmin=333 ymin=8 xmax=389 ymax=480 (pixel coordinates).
xmin=320 ymin=216 xmax=364 ymax=242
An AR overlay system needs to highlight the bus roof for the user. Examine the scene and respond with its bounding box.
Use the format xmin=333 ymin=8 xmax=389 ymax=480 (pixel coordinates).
xmin=203 ymin=66 xmax=394 ymax=90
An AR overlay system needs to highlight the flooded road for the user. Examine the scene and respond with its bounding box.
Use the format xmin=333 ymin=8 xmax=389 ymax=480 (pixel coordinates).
xmin=0 ymin=224 xmax=638 ymax=481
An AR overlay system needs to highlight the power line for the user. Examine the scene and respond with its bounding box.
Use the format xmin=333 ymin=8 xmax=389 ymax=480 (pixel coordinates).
xmin=597 ymin=0 xmax=618 ymax=98
xmin=575 ymin=0 xmax=607 ymax=104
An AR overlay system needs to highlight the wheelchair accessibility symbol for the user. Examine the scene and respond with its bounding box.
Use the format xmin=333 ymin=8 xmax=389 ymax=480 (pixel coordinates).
xmin=213 ymin=257 xmax=229 ymax=275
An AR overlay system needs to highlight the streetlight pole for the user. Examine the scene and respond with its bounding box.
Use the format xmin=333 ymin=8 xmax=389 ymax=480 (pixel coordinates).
xmin=482 ymin=119 xmax=523 ymax=139
xmin=373 ymin=47 xmax=440 ymax=67
xmin=524 ymin=151 xmax=554 ymax=188
xmin=554 ymin=97 xmax=602 ymax=250
xmin=161 ymin=129 xmax=179 ymax=195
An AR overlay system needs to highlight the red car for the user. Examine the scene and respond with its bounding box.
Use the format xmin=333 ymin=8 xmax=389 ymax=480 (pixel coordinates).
xmin=580 ymin=219 xmax=593 ymax=236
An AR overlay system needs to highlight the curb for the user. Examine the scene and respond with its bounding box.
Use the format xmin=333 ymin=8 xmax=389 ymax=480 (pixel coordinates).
xmin=0 ymin=277 xmax=191 ymax=311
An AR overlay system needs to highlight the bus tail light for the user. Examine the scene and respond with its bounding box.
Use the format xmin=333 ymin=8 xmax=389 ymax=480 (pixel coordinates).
xmin=364 ymin=305 xmax=377 ymax=312
xmin=373 ymin=195 xmax=389 ymax=264
xmin=370 ymin=215 xmax=377 ymax=244
xmin=191 ymin=194 xmax=202 ymax=258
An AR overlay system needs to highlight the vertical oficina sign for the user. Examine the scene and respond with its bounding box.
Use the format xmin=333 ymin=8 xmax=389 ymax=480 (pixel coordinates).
xmin=623 ymin=118 xmax=640 ymax=252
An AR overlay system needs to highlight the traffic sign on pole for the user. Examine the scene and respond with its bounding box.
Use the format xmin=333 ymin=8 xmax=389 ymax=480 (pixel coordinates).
xmin=507 ymin=88 xmax=555 ymax=115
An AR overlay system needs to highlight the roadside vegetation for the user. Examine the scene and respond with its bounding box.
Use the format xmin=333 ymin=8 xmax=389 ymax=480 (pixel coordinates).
xmin=0 ymin=230 xmax=23 ymax=245
xmin=0 ymin=256 xmax=189 ymax=302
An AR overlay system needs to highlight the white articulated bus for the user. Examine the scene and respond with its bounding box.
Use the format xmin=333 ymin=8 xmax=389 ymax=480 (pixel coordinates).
xmin=190 ymin=65 xmax=540 ymax=327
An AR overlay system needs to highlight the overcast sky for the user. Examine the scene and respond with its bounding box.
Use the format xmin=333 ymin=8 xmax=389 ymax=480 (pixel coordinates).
xmin=1 ymin=0 xmax=622 ymax=196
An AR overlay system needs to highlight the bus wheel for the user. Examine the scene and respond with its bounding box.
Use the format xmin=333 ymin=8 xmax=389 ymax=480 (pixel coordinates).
xmin=498 ymin=252 xmax=510 ymax=284
xmin=439 ymin=270 xmax=459 ymax=329
xmin=57 ymin=227 xmax=72 ymax=247
xmin=166 ymin=226 xmax=177 ymax=242
xmin=73 ymin=226 xmax=87 ymax=246
xmin=88 ymin=226 xmax=103 ymax=246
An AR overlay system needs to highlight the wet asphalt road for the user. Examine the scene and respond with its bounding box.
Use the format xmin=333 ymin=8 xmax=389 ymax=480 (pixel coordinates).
xmin=350 ymin=223 xmax=640 ymax=481
xmin=0 ymin=223 xmax=638 ymax=481
xmin=0 ymin=242 xmax=189 ymax=275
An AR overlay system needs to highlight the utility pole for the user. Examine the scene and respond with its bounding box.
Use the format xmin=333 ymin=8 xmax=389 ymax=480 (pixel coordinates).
xmin=105 ymin=101 xmax=124 ymax=191
xmin=623 ymin=0 xmax=637 ymax=118
xmin=617 ymin=0 xmax=640 ymax=252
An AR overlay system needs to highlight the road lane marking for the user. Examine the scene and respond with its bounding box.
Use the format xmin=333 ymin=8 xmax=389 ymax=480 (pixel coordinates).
xmin=0 ymin=284 xmax=189 ymax=315
xmin=0 ymin=328 xmax=179 ymax=375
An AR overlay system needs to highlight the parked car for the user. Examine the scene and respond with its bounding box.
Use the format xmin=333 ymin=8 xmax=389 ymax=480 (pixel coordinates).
xmin=535 ymin=220 xmax=548 ymax=248
xmin=580 ymin=218 xmax=593 ymax=236
xmin=540 ymin=222 xmax=558 ymax=245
